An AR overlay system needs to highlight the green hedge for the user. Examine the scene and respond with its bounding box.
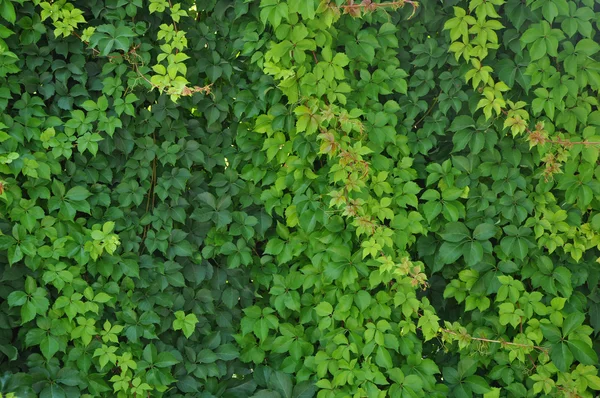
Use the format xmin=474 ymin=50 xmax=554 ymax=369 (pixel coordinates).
xmin=0 ymin=0 xmax=599 ymax=397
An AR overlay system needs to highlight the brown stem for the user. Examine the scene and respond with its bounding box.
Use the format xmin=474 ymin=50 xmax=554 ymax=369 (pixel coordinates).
xmin=340 ymin=0 xmax=419 ymax=18
xmin=413 ymin=93 xmax=439 ymax=129
xmin=340 ymin=0 xmax=418 ymax=11
xmin=141 ymin=135 xmax=158 ymax=247
xmin=132 ymin=63 xmax=156 ymax=90
xmin=547 ymin=139 xmax=600 ymax=146
xmin=151 ymin=134 xmax=158 ymax=210
xmin=527 ymin=353 xmax=538 ymax=371
xmin=442 ymin=329 xmax=548 ymax=352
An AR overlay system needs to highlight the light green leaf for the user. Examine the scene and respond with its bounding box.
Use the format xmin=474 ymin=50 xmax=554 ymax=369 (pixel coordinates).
xmin=315 ymin=302 xmax=333 ymax=317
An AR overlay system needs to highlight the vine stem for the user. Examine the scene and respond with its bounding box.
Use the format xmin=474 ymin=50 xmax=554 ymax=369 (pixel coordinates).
xmin=441 ymin=329 xmax=548 ymax=353
xmin=340 ymin=0 xmax=419 ymax=11
xmin=340 ymin=0 xmax=419 ymax=19
xmin=413 ymin=92 xmax=439 ymax=129
xmin=546 ymin=139 xmax=600 ymax=146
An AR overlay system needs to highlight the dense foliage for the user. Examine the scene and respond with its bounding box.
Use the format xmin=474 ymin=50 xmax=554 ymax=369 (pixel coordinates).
xmin=1 ymin=0 xmax=600 ymax=397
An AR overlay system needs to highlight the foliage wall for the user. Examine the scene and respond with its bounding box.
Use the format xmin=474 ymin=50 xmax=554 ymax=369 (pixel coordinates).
xmin=0 ymin=0 xmax=600 ymax=397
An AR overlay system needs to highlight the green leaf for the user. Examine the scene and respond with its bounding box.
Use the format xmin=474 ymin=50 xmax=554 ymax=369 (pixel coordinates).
xmin=484 ymin=388 xmax=501 ymax=398
xmin=438 ymin=241 xmax=465 ymax=264
xmin=562 ymin=313 xmax=585 ymax=336
xmin=244 ymin=306 xmax=262 ymax=319
xmin=91 ymin=24 xmax=136 ymax=56
xmin=216 ymin=344 xmax=240 ymax=361
xmin=65 ymin=186 xmax=91 ymax=201
xmin=500 ymin=236 xmax=529 ymax=260
xmin=375 ymin=346 xmax=393 ymax=369
xmin=315 ymin=302 xmax=333 ymax=316
xmin=463 ymin=241 xmax=483 ymax=266
xmin=173 ymin=311 xmax=198 ymax=338
xmin=252 ymin=391 xmax=281 ymax=398
xmin=551 ymin=342 xmax=573 ymax=372
xmin=155 ymin=351 xmax=179 ymax=367
xmin=466 ymin=375 xmax=491 ymax=394
xmin=198 ymin=349 xmax=218 ymax=364
xmin=449 ymin=115 xmax=475 ymax=131
xmin=540 ymin=323 xmax=562 ymax=344
xmin=40 ymin=335 xmax=60 ymax=360
xmin=7 ymin=291 xmax=27 ymax=307
xmin=264 ymin=238 xmax=285 ymax=255
xmin=93 ymin=292 xmax=112 ymax=303
xmin=529 ymin=39 xmax=546 ymax=61
xmin=439 ymin=222 xmax=470 ymax=242
xmin=40 ymin=384 xmax=66 ymax=398
xmin=354 ymin=291 xmax=371 ymax=312
xmin=292 ymin=381 xmax=317 ymax=398
xmin=295 ymin=1 xmax=316 ymax=20
xmin=473 ymin=223 xmax=496 ymax=240
xmin=576 ymin=38 xmax=600 ymax=56
xmin=567 ymin=340 xmax=598 ymax=365
xmin=0 ymin=0 xmax=16 ymax=24
xmin=521 ymin=25 xmax=542 ymax=44
xmin=267 ymin=371 xmax=293 ymax=398
xmin=21 ymin=300 xmax=37 ymax=324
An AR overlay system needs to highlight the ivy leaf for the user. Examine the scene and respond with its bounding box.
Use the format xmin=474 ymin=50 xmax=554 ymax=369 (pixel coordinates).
xmin=473 ymin=223 xmax=497 ymax=240
xmin=449 ymin=115 xmax=476 ymax=131
xmin=540 ymin=323 xmax=562 ymax=344
xmin=375 ymin=346 xmax=394 ymax=369
xmin=198 ymin=349 xmax=218 ymax=364
xmin=500 ymin=236 xmax=529 ymax=260
xmin=314 ymin=302 xmax=333 ymax=317
xmin=551 ymin=342 xmax=573 ymax=372
xmin=294 ymin=1 xmax=316 ymax=20
xmin=155 ymin=352 xmax=179 ymax=368
xmin=21 ymin=300 xmax=37 ymax=324
xmin=40 ymin=384 xmax=66 ymax=398
xmin=0 ymin=0 xmax=16 ymax=24
xmin=264 ymin=238 xmax=285 ymax=255
xmin=90 ymin=24 xmax=135 ymax=56
xmin=575 ymin=38 xmax=600 ymax=56
xmin=7 ymin=291 xmax=27 ymax=307
xmin=567 ymin=340 xmax=598 ymax=365
xmin=65 ymin=186 xmax=91 ymax=201
xmin=438 ymin=241 xmax=465 ymax=264
xmin=172 ymin=311 xmax=198 ymax=338
xmin=216 ymin=344 xmax=240 ymax=361
xmin=260 ymin=0 xmax=288 ymax=28
xmin=267 ymin=371 xmax=293 ymax=398
xmin=292 ymin=381 xmax=317 ymax=398
xmin=466 ymin=375 xmax=491 ymax=394
xmin=439 ymin=222 xmax=470 ymax=242
xmin=463 ymin=241 xmax=483 ymax=266
xmin=562 ymin=312 xmax=585 ymax=336
xmin=40 ymin=335 xmax=60 ymax=360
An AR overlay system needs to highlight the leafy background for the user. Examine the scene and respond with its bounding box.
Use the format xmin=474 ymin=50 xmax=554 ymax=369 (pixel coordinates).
xmin=0 ymin=0 xmax=599 ymax=397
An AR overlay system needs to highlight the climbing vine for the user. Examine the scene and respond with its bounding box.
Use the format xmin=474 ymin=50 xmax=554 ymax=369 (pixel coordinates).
xmin=0 ymin=0 xmax=599 ymax=397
